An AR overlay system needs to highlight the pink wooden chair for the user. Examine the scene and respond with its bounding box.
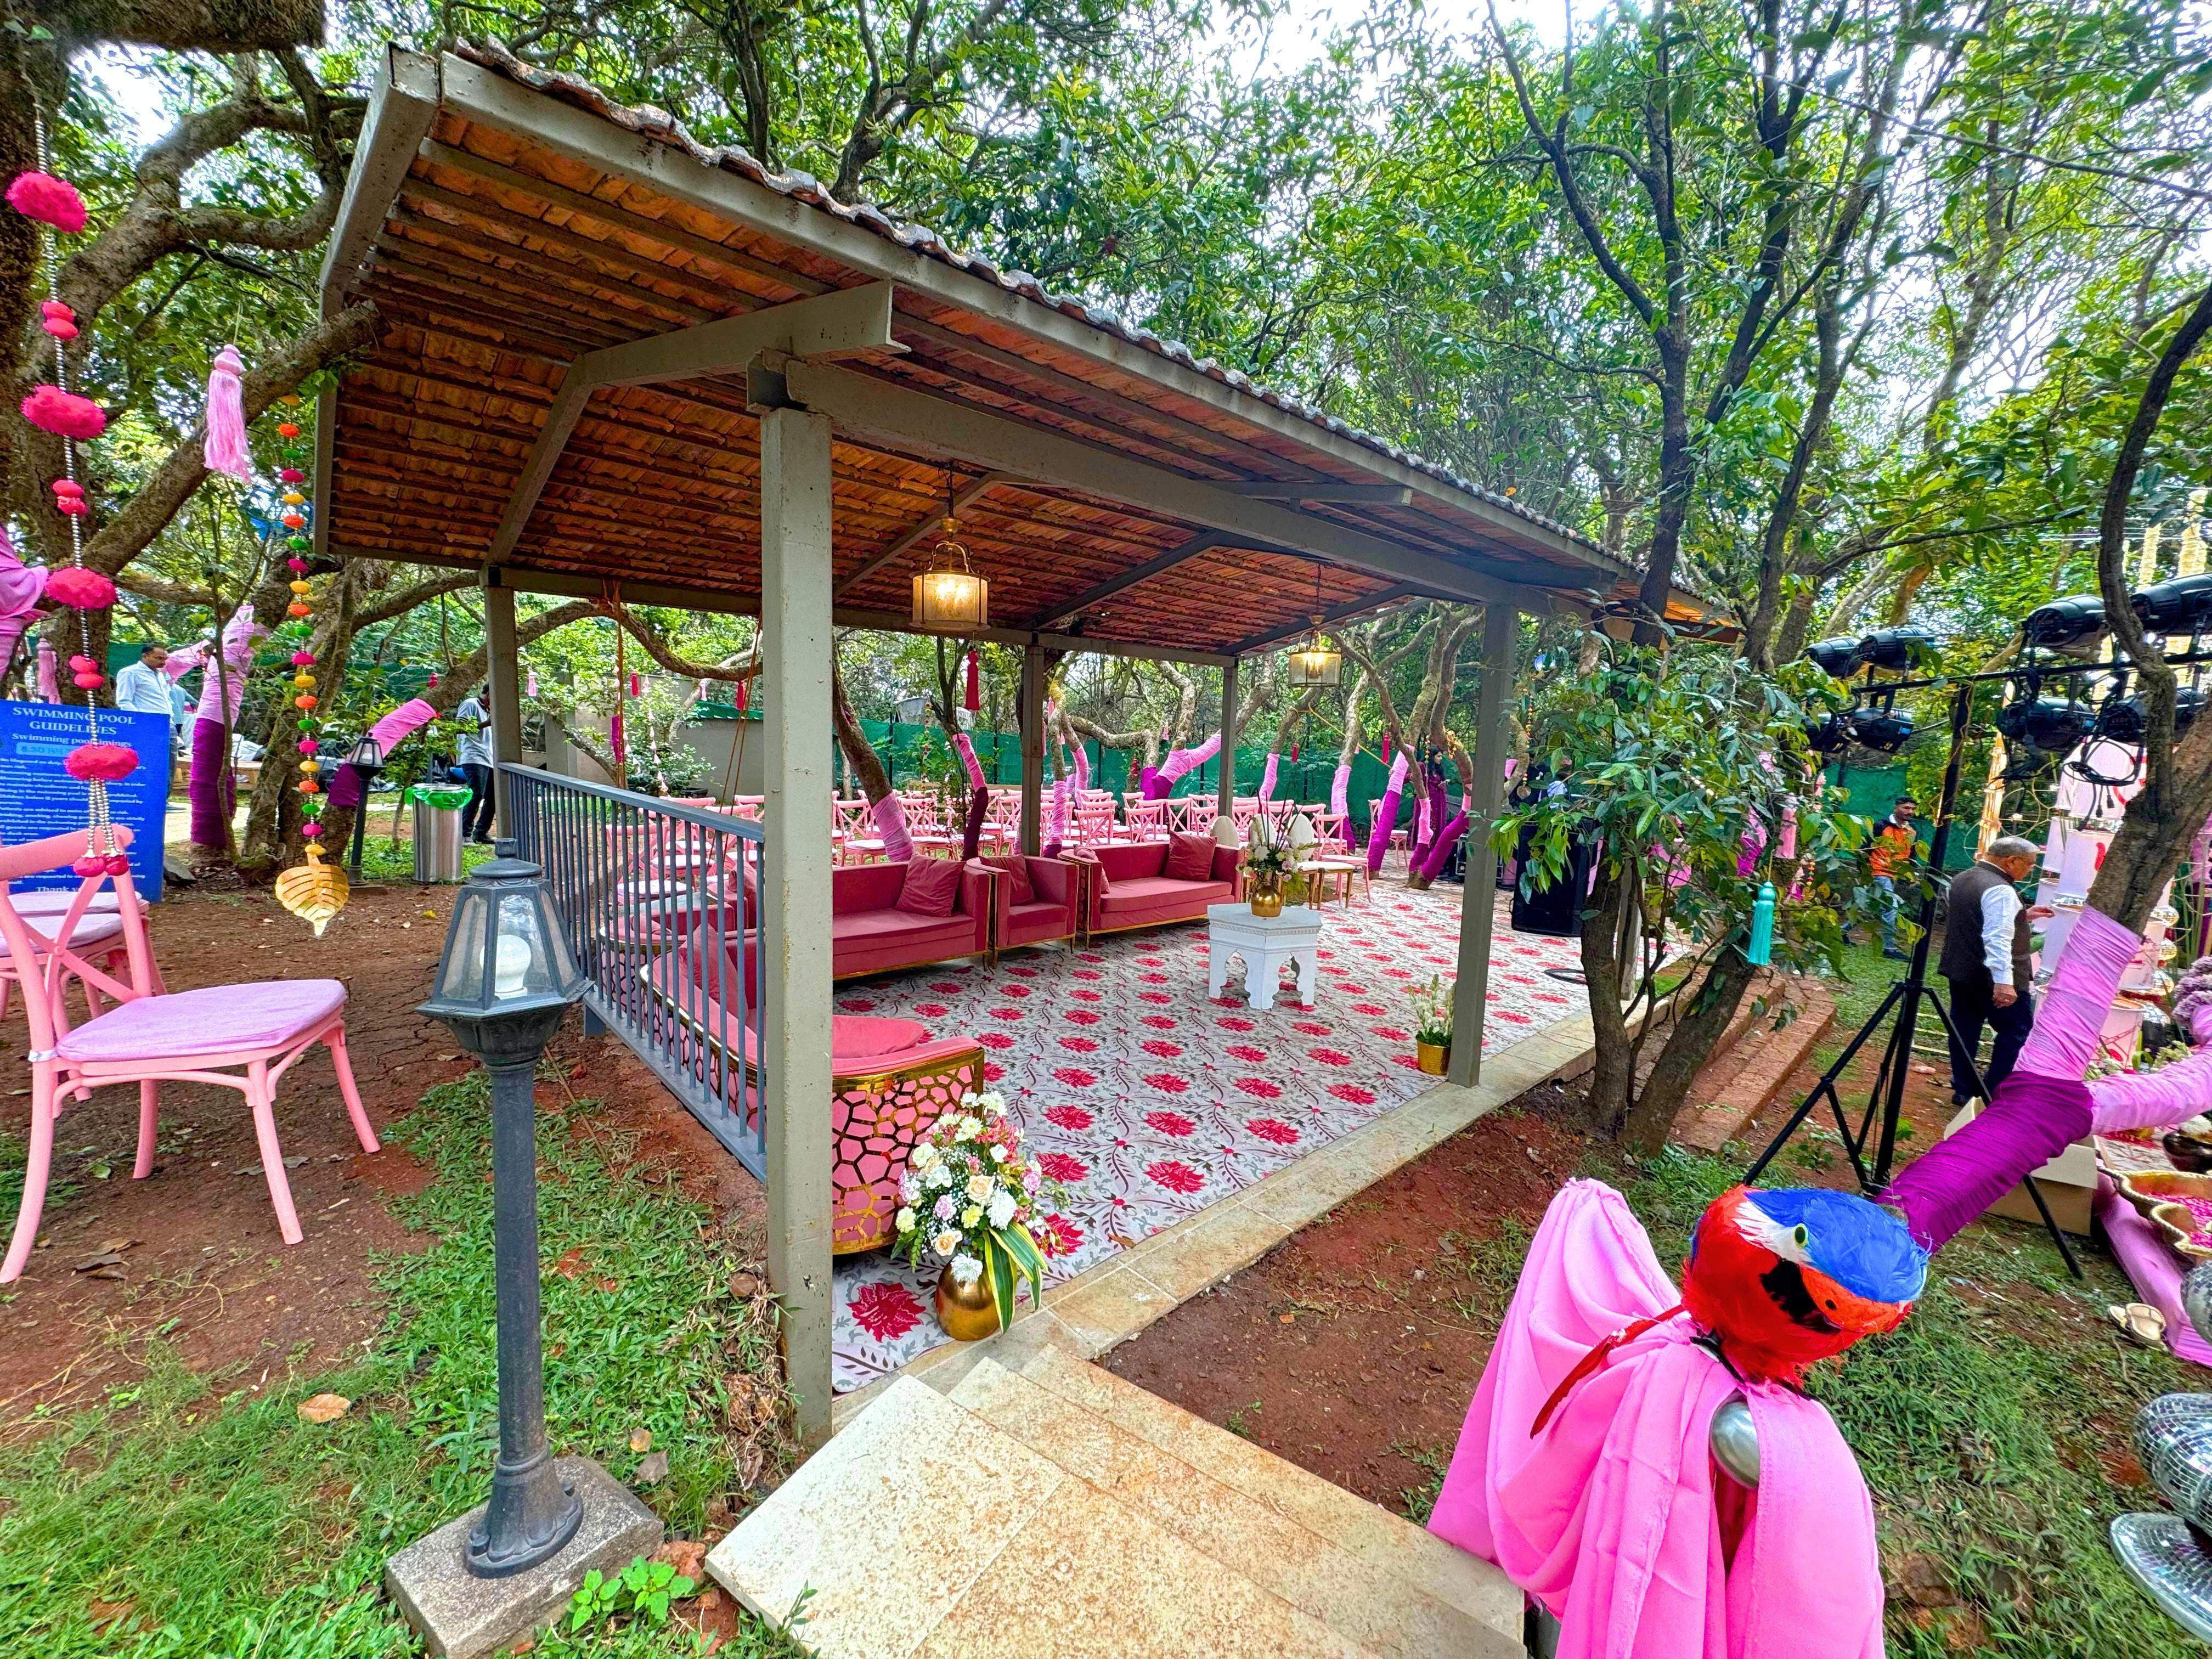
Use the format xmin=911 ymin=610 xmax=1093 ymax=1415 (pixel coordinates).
xmin=1 ymin=882 xmax=153 ymax=1025
xmin=1184 ymin=797 xmax=1217 ymax=834
xmin=0 ymin=827 xmax=378 ymax=1283
xmin=1123 ymin=798 xmax=1167 ymax=841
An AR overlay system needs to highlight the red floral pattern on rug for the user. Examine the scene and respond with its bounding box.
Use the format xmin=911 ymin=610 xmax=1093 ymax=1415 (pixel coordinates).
xmin=827 ymin=884 xmax=1584 ymax=1390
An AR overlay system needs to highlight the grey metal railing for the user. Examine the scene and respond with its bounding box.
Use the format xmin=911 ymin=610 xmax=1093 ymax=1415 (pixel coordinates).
xmin=502 ymin=764 xmax=769 ymax=1175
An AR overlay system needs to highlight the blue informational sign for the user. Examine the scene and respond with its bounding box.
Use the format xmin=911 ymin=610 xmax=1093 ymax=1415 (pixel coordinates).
xmin=0 ymin=700 xmax=172 ymax=902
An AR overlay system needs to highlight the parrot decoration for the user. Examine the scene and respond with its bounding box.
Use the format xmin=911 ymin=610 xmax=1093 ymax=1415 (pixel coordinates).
xmin=1678 ymin=1186 xmax=1926 ymax=1384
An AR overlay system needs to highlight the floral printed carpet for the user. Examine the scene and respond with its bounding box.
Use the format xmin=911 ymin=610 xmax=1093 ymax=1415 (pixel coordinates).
xmin=828 ymin=883 xmax=1587 ymax=1392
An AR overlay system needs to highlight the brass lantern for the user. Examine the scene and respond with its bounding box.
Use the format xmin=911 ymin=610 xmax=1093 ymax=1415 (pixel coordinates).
xmin=1289 ymin=627 xmax=1342 ymax=687
xmin=911 ymin=467 xmax=989 ymax=631
xmin=1286 ymin=565 xmax=1341 ymax=687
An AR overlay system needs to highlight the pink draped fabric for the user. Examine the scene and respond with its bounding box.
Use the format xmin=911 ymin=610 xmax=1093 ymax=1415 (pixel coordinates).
xmin=0 ymin=530 xmax=46 ymax=680
xmin=1045 ymin=774 xmax=1073 ymax=852
xmin=1072 ymin=737 xmax=1091 ymax=792
xmin=1259 ymin=751 xmax=1280 ymax=804
xmin=2088 ymin=1040 xmax=2212 ymax=1136
xmin=1883 ymin=905 xmax=2142 ymax=1251
xmin=1367 ymin=752 xmax=1409 ymax=877
xmin=189 ymin=718 xmax=233 ymax=848
xmin=1429 ymin=1181 xmax=1884 ymax=1659
xmin=1416 ymin=782 xmax=1434 ymax=849
xmin=166 ymin=605 xmax=264 ymax=726
xmin=1417 ymin=811 xmax=1468 ymax=883
xmin=870 ymin=794 xmax=913 ymax=864
xmin=950 ymin=731 xmax=986 ymax=789
xmin=1329 ymin=761 xmax=1351 ymax=820
xmin=1151 ymin=731 xmax=1219 ymax=797
xmin=2098 ymin=1179 xmax=2212 ymax=1366
xmin=327 ymin=698 xmax=438 ymax=809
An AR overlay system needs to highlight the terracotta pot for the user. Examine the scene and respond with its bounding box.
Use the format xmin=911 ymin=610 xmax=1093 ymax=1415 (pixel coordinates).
xmin=1416 ymin=1039 xmax=1451 ymax=1076
xmin=935 ymin=1265 xmax=1002 ymax=1342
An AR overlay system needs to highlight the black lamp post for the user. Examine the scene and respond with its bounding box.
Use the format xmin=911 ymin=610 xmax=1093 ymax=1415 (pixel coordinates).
xmin=345 ymin=732 xmax=385 ymax=879
xmin=417 ymin=843 xmax=588 ymax=1578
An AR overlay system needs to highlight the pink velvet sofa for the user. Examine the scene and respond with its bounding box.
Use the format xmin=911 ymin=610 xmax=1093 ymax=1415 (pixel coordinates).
xmin=832 ymin=859 xmax=995 ymax=979
xmin=979 ymin=855 xmax=1081 ymax=954
xmin=1074 ymin=839 xmax=1242 ymax=941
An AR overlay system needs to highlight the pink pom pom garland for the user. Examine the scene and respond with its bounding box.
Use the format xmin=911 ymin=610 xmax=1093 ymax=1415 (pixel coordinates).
xmin=44 ymin=565 xmax=115 ymax=610
xmin=7 ymin=171 xmax=87 ymax=233
xmin=16 ymin=105 xmax=126 ymax=870
xmin=21 ymin=383 xmax=105 ymax=439
xmin=64 ymin=742 xmax=138 ymax=783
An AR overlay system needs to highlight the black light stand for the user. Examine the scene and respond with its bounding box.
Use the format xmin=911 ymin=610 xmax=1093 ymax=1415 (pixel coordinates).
xmin=1742 ymin=679 xmax=2084 ymax=1278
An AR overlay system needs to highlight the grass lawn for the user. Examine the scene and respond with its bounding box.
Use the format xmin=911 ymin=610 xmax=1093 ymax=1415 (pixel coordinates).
xmin=0 ymin=1071 xmax=807 ymax=1659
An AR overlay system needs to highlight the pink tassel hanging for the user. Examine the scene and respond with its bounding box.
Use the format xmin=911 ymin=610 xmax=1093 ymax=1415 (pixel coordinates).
xmin=37 ymin=639 xmax=59 ymax=702
xmin=527 ymin=669 xmax=539 ymax=697
xmin=963 ymin=647 xmax=981 ymax=712
xmin=629 ymin=671 xmax=643 ymax=698
xmin=203 ymin=346 xmax=251 ymax=482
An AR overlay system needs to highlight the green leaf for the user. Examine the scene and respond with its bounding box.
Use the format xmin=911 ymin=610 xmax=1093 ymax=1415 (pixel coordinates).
xmin=984 ymin=1233 xmax=1018 ymax=1330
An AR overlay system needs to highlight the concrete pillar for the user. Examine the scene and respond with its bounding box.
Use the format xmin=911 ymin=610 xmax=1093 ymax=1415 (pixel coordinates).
xmin=1216 ymin=657 xmax=1238 ymax=816
xmin=482 ymin=578 xmax=522 ymax=834
xmin=1448 ymin=603 xmax=1520 ymax=1087
xmin=758 ymin=407 xmax=837 ymax=1448
xmin=1018 ymin=643 xmax=1045 ymax=856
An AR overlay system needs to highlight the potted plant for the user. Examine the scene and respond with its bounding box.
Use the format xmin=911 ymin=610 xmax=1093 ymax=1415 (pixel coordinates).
xmin=1410 ymin=973 xmax=1454 ymax=1074
xmin=1243 ymin=815 xmax=1294 ymax=917
xmin=892 ymin=1092 xmax=1065 ymax=1340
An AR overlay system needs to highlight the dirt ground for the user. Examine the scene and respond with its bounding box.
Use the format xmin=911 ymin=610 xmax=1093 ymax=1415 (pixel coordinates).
xmin=1103 ymin=1011 xmax=2005 ymax=1517
xmin=0 ymin=878 xmax=764 ymax=1434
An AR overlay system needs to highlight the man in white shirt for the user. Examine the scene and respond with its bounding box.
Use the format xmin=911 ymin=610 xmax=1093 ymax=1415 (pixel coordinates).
xmin=112 ymin=642 xmax=176 ymax=721
xmin=453 ymin=685 xmax=496 ymax=843
xmin=1940 ymin=834 xmax=2051 ymax=1104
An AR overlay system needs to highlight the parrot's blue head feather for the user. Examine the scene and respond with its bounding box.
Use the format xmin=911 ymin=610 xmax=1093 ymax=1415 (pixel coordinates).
xmin=1741 ymin=1188 xmax=1927 ymax=1305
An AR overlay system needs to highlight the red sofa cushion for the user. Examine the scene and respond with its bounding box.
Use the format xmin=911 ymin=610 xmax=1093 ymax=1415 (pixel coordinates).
xmin=1091 ymin=841 xmax=1169 ymax=884
xmin=1165 ymin=831 xmax=1216 ymax=882
xmin=1003 ymin=899 xmax=1072 ymax=946
xmin=983 ymin=854 xmax=1034 ymax=906
xmin=1097 ymin=876 xmax=1233 ymax=918
xmin=831 ymin=1014 xmax=933 ymax=1060
xmin=896 ymin=856 xmax=963 ymax=917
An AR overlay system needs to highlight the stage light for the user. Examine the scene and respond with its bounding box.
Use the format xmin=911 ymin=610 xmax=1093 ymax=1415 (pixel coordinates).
xmin=1858 ymin=625 xmax=1938 ymax=672
xmin=1996 ymin=695 xmax=2092 ymax=754
xmin=2022 ymin=595 xmax=2107 ymax=654
xmin=2096 ymin=686 xmax=2207 ymax=744
xmin=1805 ymin=711 xmax=1851 ymax=754
xmin=2132 ymin=573 xmax=2212 ymax=636
xmin=1846 ymin=706 xmax=1917 ymax=753
xmin=1806 ymin=637 xmax=1865 ymax=680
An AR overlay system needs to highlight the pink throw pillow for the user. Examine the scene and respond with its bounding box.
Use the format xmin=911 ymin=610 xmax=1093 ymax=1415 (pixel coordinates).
xmin=994 ymin=857 xmax=1035 ymax=906
xmin=896 ymin=857 xmax=962 ymax=917
xmin=1165 ymin=831 xmax=1216 ymax=883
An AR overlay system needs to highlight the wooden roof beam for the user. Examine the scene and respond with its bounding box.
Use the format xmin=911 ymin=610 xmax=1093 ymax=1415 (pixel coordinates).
xmin=832 ymin=472 xmax=1011 ymax=600
xmin=1020 ymin=531 xmax=1224 ymax=630
xmin=1231 ymin=585 xmax=1421 ymax=656
xmin=1222 ymin=482 xmax=1414 ymax=505
xmin=483 ymin=281 xmax=902 ymax=566
xmin=781 ymin=359 xmax=1555 ymax=615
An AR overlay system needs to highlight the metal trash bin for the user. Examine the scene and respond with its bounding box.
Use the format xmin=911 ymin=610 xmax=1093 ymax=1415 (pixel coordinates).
xmin=408 ymin=783 xmax=471 ymax=883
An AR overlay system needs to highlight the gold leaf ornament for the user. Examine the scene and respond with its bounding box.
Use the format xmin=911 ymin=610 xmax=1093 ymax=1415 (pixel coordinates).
xmin=275 ymin=843 xmax=349 ymax=936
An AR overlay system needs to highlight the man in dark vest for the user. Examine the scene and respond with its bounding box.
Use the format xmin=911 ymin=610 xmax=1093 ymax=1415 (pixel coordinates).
xmin=1942 ymin=834 xmax=2049 ymax=1104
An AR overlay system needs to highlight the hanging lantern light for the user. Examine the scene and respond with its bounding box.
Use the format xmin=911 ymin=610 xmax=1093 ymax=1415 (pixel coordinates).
xmin=911 ymin=465 xmax=989 ymax=631
xmin=1287 ymin=563 xmax=1342 ymax=688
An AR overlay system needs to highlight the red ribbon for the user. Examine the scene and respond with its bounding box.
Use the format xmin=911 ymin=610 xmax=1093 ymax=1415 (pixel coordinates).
xmin=1530 ymin=1304 xmax=1685 ymax=1436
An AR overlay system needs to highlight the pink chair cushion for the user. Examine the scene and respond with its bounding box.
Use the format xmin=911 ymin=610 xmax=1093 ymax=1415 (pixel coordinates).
xmin=985 ymin=856 xmax=1034 ymax=906
xmin=56 ymin=979 xmax=346 ymax=1063
xmin=1165 ymin=831 xmax=1217 ymax=883
xmin=895 ymin=856 xmax=963 ymax=918
xmin=10 ymin=887 xmax=121 ymax=917
xmin=0 ymin=910 xmax=124 ymax=958
xmin=831 ymin=1014 xmax=932 ymax=1061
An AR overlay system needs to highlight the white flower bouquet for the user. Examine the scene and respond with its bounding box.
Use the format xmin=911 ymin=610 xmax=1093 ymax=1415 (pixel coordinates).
xmin=1410 ymin=973 xmax=1454 ymax=1046
xmin=891 ymin=1091 xmax=1065 ymax=1330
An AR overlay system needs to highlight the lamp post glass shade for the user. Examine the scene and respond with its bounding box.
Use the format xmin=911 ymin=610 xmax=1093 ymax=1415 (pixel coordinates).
xmin=423 ymin=851 xmax=584 ymax=1028
xmin=348 ymin=732 xmax=385 ymax=770
xmin=912 ymin=532 xmax=989 ymax=631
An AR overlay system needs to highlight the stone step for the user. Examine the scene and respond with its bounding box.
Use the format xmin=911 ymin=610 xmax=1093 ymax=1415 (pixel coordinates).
xmin=1012 ymin=1343 xmax=1522 ymax=1649
xmin=949 ymin=1356 xmax=1516 ymax=1659
xmin=703 ymin=1373 xmax=1369 ymax=1658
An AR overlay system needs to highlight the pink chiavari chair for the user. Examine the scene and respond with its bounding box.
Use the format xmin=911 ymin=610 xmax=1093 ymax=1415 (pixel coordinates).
xmin=0 ymin=826 xmax=377 ymax=1283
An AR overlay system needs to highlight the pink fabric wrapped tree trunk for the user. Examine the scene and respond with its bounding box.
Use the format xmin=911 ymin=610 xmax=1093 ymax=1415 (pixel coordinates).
xmin=1367 ymin=752 xmax=1409 ymax=876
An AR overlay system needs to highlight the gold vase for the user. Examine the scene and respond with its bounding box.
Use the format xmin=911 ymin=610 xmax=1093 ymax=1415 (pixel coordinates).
xmin=1248 ymin=873 xmax=1284 ymax=918
xmin=1416 ymin=1039 xmax=1451 ymax=1076
xmin=935 ymin=1266 xmax=1002 ymax=1342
